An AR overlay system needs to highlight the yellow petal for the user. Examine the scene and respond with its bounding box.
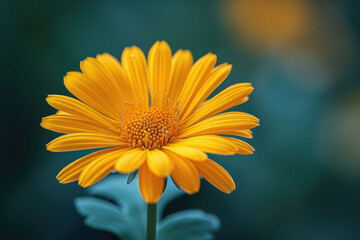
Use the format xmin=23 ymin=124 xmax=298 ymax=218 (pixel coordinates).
xmin=167 ymin=50 xmax=193 ymax=102
xmin=162 ymin=144 xmax=207 ymax=161
xmin=114 ymin=148 xmax=147 ymax=173
xmin=147 ymin=149 xmax=174 ymax=177
xmin=55 ymin=110 xmax=71 ymax=116
xmin=214 ymin=129 xmax=253 ymax=139
xmin=57 ymin=147 xmax=123 ymax=183
xmin=180 ymin=112 xmax=259 ymax=139
xmin=177 ymin=53 xmax=217 ymax=119
xmin=139 ymin=163 xmax=164 ymax=203
xmin=176 ymin=135 xmax=239 ymax=155
xmin=184 ymin=83 xmax=254 ymax=127
xmin=46 ymin=95 xmax=119 ymax=130
xmin=78 ymin=149 xmax=128 ymax=187
xmin=121 ymin=46 xmax=149 ymax=108
xmin=79 ymin=57 xmax=134 ymax=116
xmin=64 ymin=71 xmax=120 ymax=120
xmin=46 ymin=133 xmax=127 ymax=152
xmin=223 ymin=137 xmax=255 ymax=155
xmin=165 ymin=150 xmax=200 ymax=194
xmin=96 ymin=53 xmax=136 ymax=102
xmin=148 ymin=41 xmax=172 ymax=107
xmin=41 ymin=114 xmax=118 ymax=135
xmin=193 ymin=159 xmax=235 ymax=193
xmin=181 ymin=63 xmax=232 ymax=120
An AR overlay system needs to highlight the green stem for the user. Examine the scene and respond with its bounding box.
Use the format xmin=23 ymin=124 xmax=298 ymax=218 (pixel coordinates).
xmin=146 ymin=203 xmax=157 ymax=240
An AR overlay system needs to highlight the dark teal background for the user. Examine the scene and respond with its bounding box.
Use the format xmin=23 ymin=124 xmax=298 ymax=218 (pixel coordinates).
xmin=1 ymin=0 xmax=360 ymax=239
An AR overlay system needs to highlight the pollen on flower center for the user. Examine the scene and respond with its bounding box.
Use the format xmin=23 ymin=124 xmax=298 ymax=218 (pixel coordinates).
xmin=123 ymin=107 xmax=179 ymax=150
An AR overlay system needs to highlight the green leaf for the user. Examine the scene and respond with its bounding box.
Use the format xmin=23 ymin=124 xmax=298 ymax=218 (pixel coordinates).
xmin=127 ymin=170 xmax=138 ymax=184
xmin=74 ymin=197 xmax=141 ymax=239
xmin=162 ymin=177 xmax=168 ymax=193
xmin=170 ymin=176 xmax=185 ymax=192
xmin=158 ymin=210 xmax=220 ymax=240
xmin=74 ymin=174 xmax=221 ymax=240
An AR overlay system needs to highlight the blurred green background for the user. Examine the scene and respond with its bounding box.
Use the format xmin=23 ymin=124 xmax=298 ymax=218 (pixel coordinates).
xmin=1 ymin=0 xmax=360 ymax=239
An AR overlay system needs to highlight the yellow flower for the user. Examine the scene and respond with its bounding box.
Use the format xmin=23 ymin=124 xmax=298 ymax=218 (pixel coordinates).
xmin=41 ymin=41 xmax=259 ymax=203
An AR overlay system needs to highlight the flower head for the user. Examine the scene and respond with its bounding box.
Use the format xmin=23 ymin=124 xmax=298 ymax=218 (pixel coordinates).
xmin=41 ymin=41 xmax=259 ymax=203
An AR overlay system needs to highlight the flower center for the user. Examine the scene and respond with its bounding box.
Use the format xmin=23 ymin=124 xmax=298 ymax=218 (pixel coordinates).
xmin=123 ymin=107 xmax=179 ymax=149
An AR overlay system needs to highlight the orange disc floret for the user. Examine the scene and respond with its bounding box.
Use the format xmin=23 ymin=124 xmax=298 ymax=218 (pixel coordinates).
xmin=123 ymin=107 xmax=179 ymax=149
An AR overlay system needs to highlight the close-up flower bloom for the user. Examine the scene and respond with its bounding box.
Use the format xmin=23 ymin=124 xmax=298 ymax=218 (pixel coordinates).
xmin=41 ymin=41 xmax=259 ymax=203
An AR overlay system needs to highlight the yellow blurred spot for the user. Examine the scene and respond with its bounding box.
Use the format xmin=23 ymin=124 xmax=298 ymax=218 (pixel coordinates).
xmin=225 ymin=0 xmax=311 ymax=50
